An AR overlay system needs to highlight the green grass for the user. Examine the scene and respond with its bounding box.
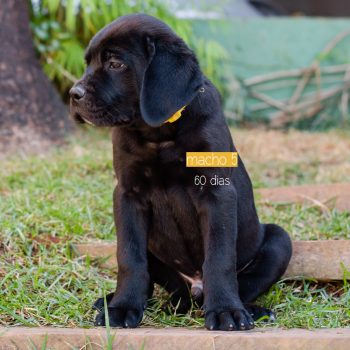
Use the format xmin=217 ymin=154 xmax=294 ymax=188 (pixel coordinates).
xmin=0 ymin=128 xmax=349 ymax=329
xmin=258 ymin=203 xmax=350 ymax=240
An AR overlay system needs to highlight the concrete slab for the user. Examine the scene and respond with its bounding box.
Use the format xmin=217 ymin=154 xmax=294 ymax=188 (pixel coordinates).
xmin=1 ymin=327 xmax=350 ymax=350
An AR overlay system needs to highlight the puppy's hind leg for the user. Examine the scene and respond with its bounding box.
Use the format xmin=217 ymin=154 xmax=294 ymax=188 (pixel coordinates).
xmin=238 ymin=224 xmax=292 ymax=320
xmin=93 ymin=293 xmax=114 ymax=312
xmin=148 ymin=252 xmax=193 ymax=314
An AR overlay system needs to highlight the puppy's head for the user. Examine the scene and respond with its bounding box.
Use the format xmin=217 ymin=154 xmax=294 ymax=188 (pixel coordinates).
xmin=70 ymin=14 xmax=203 ymax=127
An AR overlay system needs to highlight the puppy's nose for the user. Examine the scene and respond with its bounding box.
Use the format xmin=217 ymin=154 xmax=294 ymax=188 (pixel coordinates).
xmin=69 ymin=85 xmax=86 ymax=101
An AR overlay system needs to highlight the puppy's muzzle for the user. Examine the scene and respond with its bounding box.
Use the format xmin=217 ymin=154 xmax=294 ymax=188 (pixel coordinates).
xmin=69 ymin=84 xmax=96 ymax=126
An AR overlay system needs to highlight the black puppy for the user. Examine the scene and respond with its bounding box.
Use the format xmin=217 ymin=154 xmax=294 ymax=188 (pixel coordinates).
xmin=70 ymin=14 xmax=292 ymax=331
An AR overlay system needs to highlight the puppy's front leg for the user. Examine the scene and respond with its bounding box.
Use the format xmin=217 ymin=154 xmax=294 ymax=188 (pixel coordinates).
xmin=200 ymin=186 xmax=254 ymax=331
xmin=95 ymin=187 xmax=150 ymax=328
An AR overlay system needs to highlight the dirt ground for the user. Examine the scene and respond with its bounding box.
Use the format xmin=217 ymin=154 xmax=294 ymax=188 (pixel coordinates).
xmin=233 ymin=128 xmax=350 ymax=186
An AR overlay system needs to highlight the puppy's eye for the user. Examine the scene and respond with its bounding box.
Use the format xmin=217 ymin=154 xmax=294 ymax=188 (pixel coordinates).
xmin=108 ymin=59 xmax=126 ymax=71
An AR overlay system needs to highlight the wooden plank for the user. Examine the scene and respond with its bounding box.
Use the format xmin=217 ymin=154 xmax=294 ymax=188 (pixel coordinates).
xmin=77 ymin=242 xmax=117 ymax=268
xmin=74 ymin=240 xmax=350 ymax=280
xmin=284 ymin=240 xmax=350 ymax=280
xmin=1 ymin=326 xmax=350 ymax=350
xmin=257 ymin=183 xmax=350 ymax=212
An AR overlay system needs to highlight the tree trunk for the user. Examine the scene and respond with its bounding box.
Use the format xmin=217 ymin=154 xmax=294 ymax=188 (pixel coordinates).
xmin=0 ymin=1 xmax=73 ymax=155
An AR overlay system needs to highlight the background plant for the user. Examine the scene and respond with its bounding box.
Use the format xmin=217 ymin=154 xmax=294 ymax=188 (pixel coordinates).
xmin=29 ymin=0 xmax=229 ymax=100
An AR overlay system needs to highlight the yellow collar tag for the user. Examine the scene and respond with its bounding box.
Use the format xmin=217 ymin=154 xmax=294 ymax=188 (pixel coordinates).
xmin=165 ymin=106 xmax=186 ymax=123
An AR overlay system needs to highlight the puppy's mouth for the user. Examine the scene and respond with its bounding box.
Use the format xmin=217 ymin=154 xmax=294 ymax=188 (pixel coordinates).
xmin=74 ymin=113 xmax=96 ymax=126
xmin=70 ymin=107 xmax=133 ymax=127
xmin=70 ymin=110 xmax=95 ymax=125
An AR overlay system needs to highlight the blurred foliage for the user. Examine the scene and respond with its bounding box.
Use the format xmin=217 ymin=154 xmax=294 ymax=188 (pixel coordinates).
xmin=29 ymin=0 xmax=229 ymax=100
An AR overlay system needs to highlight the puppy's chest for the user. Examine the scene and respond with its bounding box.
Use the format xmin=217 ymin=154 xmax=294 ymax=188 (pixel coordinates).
xmin=127 ymin=140 xmax=189 ymax=188
xmin=145 ymin=140 xmax=185 ymax=164
xmin=120 ymin=140 xmax=204 ymax=274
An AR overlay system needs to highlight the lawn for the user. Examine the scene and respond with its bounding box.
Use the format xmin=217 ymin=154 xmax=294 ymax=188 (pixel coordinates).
xmin=0 ymin=127 xmax=350 ymax=328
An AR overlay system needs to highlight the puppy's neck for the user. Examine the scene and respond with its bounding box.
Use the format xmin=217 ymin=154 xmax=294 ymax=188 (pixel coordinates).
xmin=116 ymin=80 xmax=211 ymax=143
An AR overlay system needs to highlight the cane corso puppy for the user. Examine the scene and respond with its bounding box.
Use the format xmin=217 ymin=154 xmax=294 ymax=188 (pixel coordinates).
xmin=69 ymin=14 xmax=292 ymax=331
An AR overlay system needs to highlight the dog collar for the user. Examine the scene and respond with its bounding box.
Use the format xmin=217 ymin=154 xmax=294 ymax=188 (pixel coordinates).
xmin=165 ymin=105 xmax=186 ymax=123
xmin=164 ymin=87 xmax=205 ymax=124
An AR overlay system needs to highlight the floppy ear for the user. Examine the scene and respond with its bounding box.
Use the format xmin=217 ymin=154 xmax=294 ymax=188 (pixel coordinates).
xmin=140 ymin=38 xmax=204 ymax=126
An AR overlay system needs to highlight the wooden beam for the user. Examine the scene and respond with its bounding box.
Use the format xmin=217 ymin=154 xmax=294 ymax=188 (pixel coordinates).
xmin=284 ymin=240 xmax=350 ymax=280
xmin=74 ymin=240 xmax=350 ymax=281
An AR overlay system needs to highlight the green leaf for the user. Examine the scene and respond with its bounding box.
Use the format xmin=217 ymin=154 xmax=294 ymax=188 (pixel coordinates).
xmin=65 ymin=0 xmax=76 ymax=32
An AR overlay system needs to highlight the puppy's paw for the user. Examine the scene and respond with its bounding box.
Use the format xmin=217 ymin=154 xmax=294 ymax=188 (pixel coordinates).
xmin=93 ymin=294 xmax=145 ymax=328
xmin=244 ymin=304 xmax=276 ymax=322
xmin=205 ymin=308 xmax=254 ymax=331
xmin=95 ymin=307 xmax=143 ymax=328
